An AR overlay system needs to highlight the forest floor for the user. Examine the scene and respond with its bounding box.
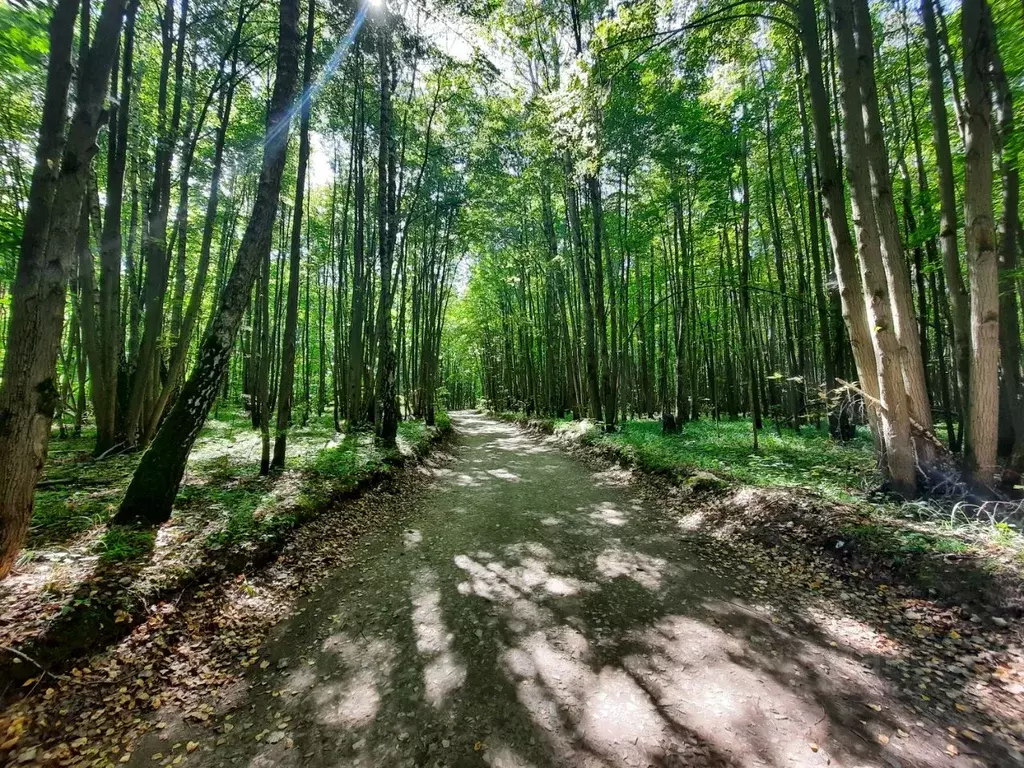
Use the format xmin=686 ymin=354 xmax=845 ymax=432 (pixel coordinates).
xmin=0 ymin=410 xmax=442 ymax=695
xmin=2 ymin=412 xmax=1023 ymax=767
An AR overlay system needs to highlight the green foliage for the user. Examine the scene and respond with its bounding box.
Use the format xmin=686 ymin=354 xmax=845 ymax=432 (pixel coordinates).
xmin=310 ymin=434 xmax=389 ymax=483
xmin=95 ymin=526 xmax=156 ymax=564
xmin=434 ymin=408 xmax=453 ymax=434
xmin=592 ymin=420 xmax=878 ymax=501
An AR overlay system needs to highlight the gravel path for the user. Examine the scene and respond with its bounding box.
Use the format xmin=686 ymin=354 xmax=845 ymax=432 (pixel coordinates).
xmin=127 ymin=412 xmax=972 ymax=768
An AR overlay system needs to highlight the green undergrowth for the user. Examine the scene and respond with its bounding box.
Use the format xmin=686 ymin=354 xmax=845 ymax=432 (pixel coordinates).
xmin=488 ymin=410 xmax=1024 ymax=612
xmin=6 ymin=409 xmax=452 ymax=680
xmin=588 ymin=419 xmax=878 ymax=501
xmin=30 ymin=410 xmax=449 ymax=557
xmin=491 ymin=411 xmax=878 ymax=502
xmin=170 ymin=416 xmax=446 ymax=554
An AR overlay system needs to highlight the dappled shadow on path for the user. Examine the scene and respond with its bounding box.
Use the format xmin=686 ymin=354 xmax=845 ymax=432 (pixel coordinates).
xmin=128 ymin=412 xmax=983 ymax=768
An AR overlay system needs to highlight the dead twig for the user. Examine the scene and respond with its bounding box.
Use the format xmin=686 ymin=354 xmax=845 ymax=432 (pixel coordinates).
xmin=835 ymin=379 xmax=949 ymax=457
xmin=0 ymin=645 xmax=71 ymax=681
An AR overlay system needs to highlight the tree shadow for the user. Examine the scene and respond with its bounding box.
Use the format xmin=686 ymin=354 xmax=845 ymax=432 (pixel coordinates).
xmin=121 ymin=413 xmax=1013 ymax=767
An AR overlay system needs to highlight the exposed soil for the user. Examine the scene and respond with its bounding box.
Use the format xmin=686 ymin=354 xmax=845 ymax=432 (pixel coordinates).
xmin=47 ymin=412 xmax=1014 ymax=768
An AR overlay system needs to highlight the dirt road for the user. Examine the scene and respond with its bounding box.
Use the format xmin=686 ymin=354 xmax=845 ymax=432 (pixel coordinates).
xmin=128 ymin=412 xmax=972 ymax=768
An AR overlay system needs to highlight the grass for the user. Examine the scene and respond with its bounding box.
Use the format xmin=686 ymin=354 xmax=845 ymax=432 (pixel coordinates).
xmin=586 ymin=418 xmax=879 ymax=502
xmin=95 ymin=526 xmax=157 ymax=564
xmin=840 ymin=521 xmax=970 ymax=562
xmin=29 ymin=408 xmax=450 ymax=558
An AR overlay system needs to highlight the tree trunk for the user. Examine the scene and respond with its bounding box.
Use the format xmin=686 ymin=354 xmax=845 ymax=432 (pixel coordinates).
xmin=961 ymin=0 xmax=1000 ymax=484
xmin=92 ymin=0 xmax=137 ymax=453
xmin=347 ymin=47 xmax=366 ymax=426
xmin=0 ymin=0 xmax=123 ymax=578
xmin=124 ymin=0 xmax=188 ymax=445
xmin=852 ymin=0 xmax=934 ymax=466
xmin=832 ymin=0 xmax=917 ymax=495
xmin=587 ymin=173 xmax=614 ymax=430
xmin=273 ymin=0 xmax=315 ymax=467
xmin=374 ymin=20 xmax=399 ymax=445
xmin=257 ymin=240 xmax=272 ymax=474
xmin=565 ymin=161 xmax=602 ymax=421
xmin=988 ymin=13 xmax=1024 ymax=471
xmin=738 ymin=143 xmax=759 ymax=449
xmin=797 ymin=0 xmax=882 ymax=448
xmin=922 ymin=0 xmax=971 ymax=434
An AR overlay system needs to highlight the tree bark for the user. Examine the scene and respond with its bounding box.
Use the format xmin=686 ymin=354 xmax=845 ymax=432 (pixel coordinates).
xmin=587 ymin=173 xmax=615 ymax=430
xmin=0 ymin=0 xmax=123 ymax=578
xmin=374 ymin=19 xmax=399 ymax=445
xmin=565 ymin=161 xmax=602 ymax=421
xmin=347 ymin=46 xmax=367 ymax=426
xmin=91 ymin=0 xmax=137 ymax=453
xmin=832 ymin=0 xmax=917 ymax=495
xmin=922 ymin=0 xmax=971 ymax=433
xmin=852 ymin=0 xmax=934 ymax=466
xmin=273 ymin=0 xmax=316 ymax=467
xmin=988 ymin=12 xmax=1024 ymax=471
xmin=797 ymin=0 xmax=882 ymax=448
xmin=124 ymin=0 xmax=188 ymax=445
xmin=961 ymin=0 xmax=1000 ymax=484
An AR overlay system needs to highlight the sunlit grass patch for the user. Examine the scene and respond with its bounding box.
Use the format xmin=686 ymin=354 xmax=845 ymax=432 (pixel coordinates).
xmin=590 ymin=419 xmax=879 ymax=502
xmin=95 ymin=525 xmax=156 ymax=564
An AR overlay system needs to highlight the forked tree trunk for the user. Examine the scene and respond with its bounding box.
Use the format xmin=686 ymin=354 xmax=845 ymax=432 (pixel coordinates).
xmin=851 ymin=0 xmax=934 ymax=466
xmin=92 ymin=0 xmax=138 ymax=454
xmin=114 ymin=0 xmax=301 ymax=524
xmin=124 ymin=0 xmax=188 ymax=445
xmin=0 ymin=0 xmax=124 ymax=578
xmin=797 ymin=0 xmax=882 ymax=448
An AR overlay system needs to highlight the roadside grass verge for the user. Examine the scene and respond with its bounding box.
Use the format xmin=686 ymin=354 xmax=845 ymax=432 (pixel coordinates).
xmin=488 ymin=410 xmax=1024 ymax=613
xmin=1 ymin=409 xmax=452 ymax=680
xmin=586 ymin=418 xmax=878 ymax=502
xmin=490 ymin=411 xmax=878 ymax=501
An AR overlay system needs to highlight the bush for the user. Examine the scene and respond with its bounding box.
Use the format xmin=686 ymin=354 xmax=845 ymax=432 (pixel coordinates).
xmin=434 ymin=408 xmax=453 ymax=434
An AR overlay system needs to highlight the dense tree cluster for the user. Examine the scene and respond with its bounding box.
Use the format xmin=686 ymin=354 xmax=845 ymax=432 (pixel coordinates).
xmin=0 ymin=0 xmax=477 ymax=575
xmin=0 ymin=0 xmax=1022 ymax=575
xmin=451 ymin=0 xmax=1024 ymax=498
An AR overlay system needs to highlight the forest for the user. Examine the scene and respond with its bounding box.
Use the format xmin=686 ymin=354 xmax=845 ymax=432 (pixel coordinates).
xmin=1 ymin=0 xmax=1023 ymax=764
